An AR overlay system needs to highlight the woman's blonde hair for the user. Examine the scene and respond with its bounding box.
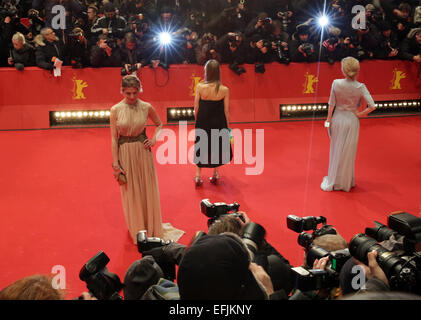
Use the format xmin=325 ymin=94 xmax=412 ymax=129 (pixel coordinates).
xmin=12 ymin=32 xmax=26 ymax=44
xmin=204 ymin=59 xmax=221 ymax=94
xmin=341 ymin=56 xmax=360 ymax=80
xmin=121 ymin=75 xmax=141 ymax=90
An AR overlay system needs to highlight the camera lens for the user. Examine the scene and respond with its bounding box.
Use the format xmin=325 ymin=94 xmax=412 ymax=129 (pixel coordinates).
xmin=242 ymin=222 xmax=266 ymax=259
xmin=349 ymin=233 xmax=404 ymax=278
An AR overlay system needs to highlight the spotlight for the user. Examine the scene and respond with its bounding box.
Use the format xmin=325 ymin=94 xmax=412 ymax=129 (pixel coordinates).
xmin=158 ymin=32 xmax=172 ymax=46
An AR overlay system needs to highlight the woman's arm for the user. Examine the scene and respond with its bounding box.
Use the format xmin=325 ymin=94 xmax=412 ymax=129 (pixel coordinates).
xmin=224 ymin=87 xmax=230 ymax=125
xmin=194 ymin=83 xmax=201 ymax=120
xmin=110 ymin=107 xmax=123 ymax=178
xmin=356 ymin=84 xmax=376 ymax=118
xmin=144 ymin=104 xmax=163 ymax=149
xmin=326 ymin=80 xmax=336 ymax=123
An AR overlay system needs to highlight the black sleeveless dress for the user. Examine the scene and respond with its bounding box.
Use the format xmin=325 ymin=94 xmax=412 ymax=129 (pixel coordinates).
xmin=194 ymin=98 xmax=233 ymax=168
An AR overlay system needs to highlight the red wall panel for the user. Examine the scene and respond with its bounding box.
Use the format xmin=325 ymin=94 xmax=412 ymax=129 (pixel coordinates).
xmin=0 ymin=60 xmax=420 ymax=130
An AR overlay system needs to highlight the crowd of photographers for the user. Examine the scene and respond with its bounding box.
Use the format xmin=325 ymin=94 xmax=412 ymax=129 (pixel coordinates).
xmin=1 ymin=199 xmax=421 ymax=301
xmin=1 ymin=0 xmax=420 ymax=74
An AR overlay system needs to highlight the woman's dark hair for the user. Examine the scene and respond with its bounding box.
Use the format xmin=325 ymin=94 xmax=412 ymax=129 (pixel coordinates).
xmin=204 ymin=59 xmax=221 ymax=94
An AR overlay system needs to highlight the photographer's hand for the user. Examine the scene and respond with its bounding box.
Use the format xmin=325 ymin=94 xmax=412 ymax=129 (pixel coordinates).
xmin=249 ymin=262 xmax=274 ymax=296
xmin=79 ymin=292 xmax=98 ymax=300
xmin=355 ymin=251 xmax=389 ymax=287
xmin=313 ymin=256 xmax=329 ymax=270
xmin=236 ymin=211 xmax=250 ymax=227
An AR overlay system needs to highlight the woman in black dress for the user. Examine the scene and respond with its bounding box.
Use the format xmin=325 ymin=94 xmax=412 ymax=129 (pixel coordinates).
xmin=194 ymin=59 xmax=232 ymax=187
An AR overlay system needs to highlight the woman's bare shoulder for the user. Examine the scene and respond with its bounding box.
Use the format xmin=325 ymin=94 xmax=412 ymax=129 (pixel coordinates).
xmin=220 ymin=85 xmax=229 ymax=93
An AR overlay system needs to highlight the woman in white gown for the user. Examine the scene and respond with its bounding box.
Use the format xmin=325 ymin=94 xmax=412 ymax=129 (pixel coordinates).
xmin=321 ymin=57 xmax=376 ymax=192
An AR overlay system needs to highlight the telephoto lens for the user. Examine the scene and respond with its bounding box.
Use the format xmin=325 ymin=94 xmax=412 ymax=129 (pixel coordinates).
xmin=349 ymin=233 xmax=404 ymax=278
xmin=242 ymin=222 xmax=266 ymax=261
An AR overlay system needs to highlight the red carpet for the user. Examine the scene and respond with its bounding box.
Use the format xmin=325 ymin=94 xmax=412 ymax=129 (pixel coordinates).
xmin=1 ymin=116 xmax=420 ymax=298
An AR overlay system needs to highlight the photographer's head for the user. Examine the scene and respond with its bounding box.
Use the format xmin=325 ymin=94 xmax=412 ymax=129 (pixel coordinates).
xmin=341 ymin=56 xmax=360 ymax=80
xmin=41 ymin=27 xmax=56 ymax=43
xmin=0 ymin=275 xmax=65 ymax=300
xmin=416 ymin=30 xmax=421 ymax=44
xmin=87 ymin=5 xmax=98 ymax=21
xmin=177 ymin=233 xmax=269 ymax=300
xmin=297 ymin=25 xmax=309 ymax=41
xmin=208 ymin=214 xmax=243 ymax=235
xmin=123 ymin=32 xmax=136 ymax=50
xmin=103 ymin=2 xmax=116 ymax=19
xmin=12 ymin=32 xmax=25 ymax=50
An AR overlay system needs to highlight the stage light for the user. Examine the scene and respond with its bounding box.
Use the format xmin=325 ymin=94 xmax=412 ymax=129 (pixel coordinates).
xmin=167 ymin=107 xmax=195 ymax=122
xmin=158 ymin=32 xmax=172 ymax=46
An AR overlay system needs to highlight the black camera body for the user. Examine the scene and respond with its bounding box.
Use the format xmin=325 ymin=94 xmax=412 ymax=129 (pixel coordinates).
xmin=288 ymin=215 xmax=350 ymax=291
xmin=349 ymin=212 xmax=421 ymax=294
xmin=121 ymin=63 xmax=139 ymax=76
xmin=137 ymin=230 xmax=172 ymax=253
xmin=301 ymin=42 xmax=315 ymax=57
xmin=79 ymin=251 xmax=123 ymax=300
xmin=200 ymin=198 xmax=244 ymax=227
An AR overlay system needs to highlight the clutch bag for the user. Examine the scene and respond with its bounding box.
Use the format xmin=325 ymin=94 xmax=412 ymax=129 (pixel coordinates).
xmin=118 ymin=172 xmax=127 ymax=185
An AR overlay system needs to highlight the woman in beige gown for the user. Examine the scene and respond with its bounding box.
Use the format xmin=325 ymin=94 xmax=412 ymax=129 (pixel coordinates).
xmin=110 ymin=75 xmax=183 ymax=244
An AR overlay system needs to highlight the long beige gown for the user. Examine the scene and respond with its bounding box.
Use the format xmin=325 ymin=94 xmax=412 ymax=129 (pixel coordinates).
xmin=111 ymin=99 xmax=184 ymax=244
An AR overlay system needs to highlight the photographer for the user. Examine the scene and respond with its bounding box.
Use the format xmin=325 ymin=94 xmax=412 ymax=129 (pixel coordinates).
xmin=358 ymin=22 xmax=382 ymax=60
xmin=288 ymin=24 xmax=318 ymax=62
xmin=125 ymin=15 xmax=152 ymax=45
xmin=264 ymin=0 xmax=296 ymax=35
xmin=391 ymin=2 xmax=415 ymax=42
xmin=141 ymin=210 xmax=295 ymax=298
xmin=32 ymin=0 xmax=85 ymax=38
xmin=289 ymin=229 xmax=349 ymax=300
xmin=216 ymin=31 xmax=248 ymax=75
xmin=205 ymin=1 xmax=250 ymax=38
xmin=119 ymin=32 xmax=144 ymax=75
xmin=1 ymin=3 xmax=29 ymax=47
xmin=90 ymin=33 xmax=122 ymax=67
xmin=375 ymin=20 xmax=400 ymax=59
xmin=400 ymin=28 xmax=421 ymax=63
xmin=195 ymin=32 xmax=221 ymax=65
xmin=91 ymin=2 xmax=127 ymax=40
xmin=26 ymin=9 xmax=45 ymax=44
xmin=321 ymin=27 xmax=343 ymax=64
xmin=67 ymin=27 xmax=90 ymax=68
xmin=8 ymin=31 xmax=35 ymax=70
xmin=177 ymin=233 xmax=275 ymax=300
xmin=85 ymin=5 xmax=99 ymax=46
xmin=34 ymin=27 xmax=67 ymax=70
xmin=177 ymin=28 xmax=198 ymax=64
xmin=183 ymin=9 xmax=206 ymax=36
xmin=268 ymin=19 xmax=290 ymax=64
xmin=0 ymin=274 xmax=96 ymax=300
xmin=245 ymin=12 xmax=273 ymax=39
xmin=246 ymin=34 xmax=275 ymax=73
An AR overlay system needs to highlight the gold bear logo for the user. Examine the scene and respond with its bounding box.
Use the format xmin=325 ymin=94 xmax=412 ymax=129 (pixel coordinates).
xmin=390 ymin=69 xmax=406 ymax=90
xmin=303 ymin=72 xmax=319 ymax=94
xmin=189 ymin=74 xmax=204 ymax=96
xmin=72 ymin=75 xmax=88 ymax=100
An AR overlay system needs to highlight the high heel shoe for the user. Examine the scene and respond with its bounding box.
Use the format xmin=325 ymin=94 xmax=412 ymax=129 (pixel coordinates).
xmin=209 ymin=172 xmax=220 ymax=185
xmin=194 ymin=176 xmax=203 ymax=188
